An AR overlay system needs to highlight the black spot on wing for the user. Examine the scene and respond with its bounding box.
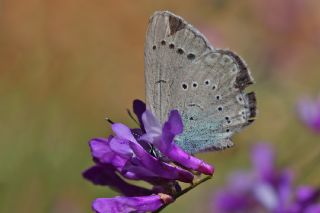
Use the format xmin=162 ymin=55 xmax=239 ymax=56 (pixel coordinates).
xmin=169 ymin=15 xmax=186 ymax=36
xmin=187 ymin=53 xmax=196 ymax=60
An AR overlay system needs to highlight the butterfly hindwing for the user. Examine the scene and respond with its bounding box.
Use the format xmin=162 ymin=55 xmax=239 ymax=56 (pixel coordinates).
xmin=144 ymin=11 xmax=256 ymax=154
xmin=174 ymin=50 xmax=256 ymax=153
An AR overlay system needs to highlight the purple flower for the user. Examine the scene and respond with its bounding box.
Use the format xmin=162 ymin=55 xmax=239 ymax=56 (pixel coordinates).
xmin=141 ymin=109 xmax=214 ymax=175
xmin=297 ymin=96 xmax=320 ymax=133
xmin=93 ymin=194 xmax=172 ymax=213
xmin=83 ymin=100 xmax=214 ymax=213
xmin=212 ymin=142 xmax=320 ymax=213
xmin=83 ymin=165 xmax=152 ymax=197
xmin=87 ymin=124 xmax=194 ymax=183
xmin=287 ymin=186 xmax=320 ymax=213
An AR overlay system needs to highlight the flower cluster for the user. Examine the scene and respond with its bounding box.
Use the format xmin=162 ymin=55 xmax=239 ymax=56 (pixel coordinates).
xmin=297 ymin=96 xmax=320 ymax=134
xmin=212 ymin=142 xmax=320 ymax=213
xmin=83 ymin=100 xmax=214 ymax=213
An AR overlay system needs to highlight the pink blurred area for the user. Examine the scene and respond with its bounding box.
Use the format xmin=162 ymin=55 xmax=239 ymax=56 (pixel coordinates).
xmin=1 ymin=1 xmax=320 ymax=212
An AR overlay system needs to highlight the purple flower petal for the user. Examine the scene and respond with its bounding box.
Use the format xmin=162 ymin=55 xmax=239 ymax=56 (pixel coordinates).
xmin=305 ymin=204 xmax=320 ymax=213
xmin=297 ymin=97 xmax=320 ymax=133
xmin=141 ymin=110 xmax=162 ymax=142
xmin=133 ymin=99 xmax=146 ymax=130
xmin=277 ymin=170 xmax=293 ymax=212
xmin=160 ymin=142 xmax=214 ymax=175
xmin=167 ymin=110 xmax=183 ymax=135
xmin=228 ymin=171 xmax=255 ymax=192
xmin=89 ymin=138 xmax=127 ymax=169
xmin=109 ymin=137 xmax=133 ymax=158
xmin=296 ymin=186 xmax=317 ymax=203
xmin=128 ymin=141 xmax=194 ymax=183
xmin=83 ymin=165 xmax=152 ymax=196
xmin=213 ymin=189 xmax=253 ymax=213
xmin=251 ymin=142 xmax=275 ymax=181
xmin=253 ymin=182 xmax=278 ymax=211
xmin=92 ymin=194 xmax=172 ymax=213
xmin=112 ymin=123 xmax=137 ymax=143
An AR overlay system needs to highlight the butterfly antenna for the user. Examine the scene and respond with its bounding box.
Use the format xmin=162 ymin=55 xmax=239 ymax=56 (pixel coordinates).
xmin=126 ymin=109 xmax=140 ymax=126
xmin=105 ymin=117 xmax=115 ymax=125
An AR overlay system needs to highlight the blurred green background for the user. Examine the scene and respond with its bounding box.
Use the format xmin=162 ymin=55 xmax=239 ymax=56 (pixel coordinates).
xmin=1 ymin=0 xmax=320 ymax=212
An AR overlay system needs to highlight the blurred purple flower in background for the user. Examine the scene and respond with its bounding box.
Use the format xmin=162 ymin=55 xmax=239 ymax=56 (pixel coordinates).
xmin=297 ymin=96 xmax=320 ymax=134
xmin=212 ymin=142 xmax=320 ymax=213
xmin=288 ymin=186 xmax=320 ymax=213
xmin=83 ymin=100 xmax=214 ymax=213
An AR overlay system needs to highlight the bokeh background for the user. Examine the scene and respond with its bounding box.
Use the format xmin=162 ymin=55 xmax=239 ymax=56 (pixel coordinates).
xmin=1 ymin=0 xmax=320 ymax=212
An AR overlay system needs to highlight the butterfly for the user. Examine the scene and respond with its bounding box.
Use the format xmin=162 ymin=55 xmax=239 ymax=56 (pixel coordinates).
xmin=144 ymin=11 xmax=256 ymax=154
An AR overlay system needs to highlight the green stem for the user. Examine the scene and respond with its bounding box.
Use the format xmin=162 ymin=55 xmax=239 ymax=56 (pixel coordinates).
xmin=153 ymin=175 xmax=212 ymax=213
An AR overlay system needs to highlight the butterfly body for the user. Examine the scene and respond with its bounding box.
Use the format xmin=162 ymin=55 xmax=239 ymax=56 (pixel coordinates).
xmin=144 ymin=11 xmax=256 ymax=154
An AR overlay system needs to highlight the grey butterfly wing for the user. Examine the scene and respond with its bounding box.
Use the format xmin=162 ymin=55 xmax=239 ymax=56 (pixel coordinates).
xmin=145 ymin=11 xmax=214 ymax=123
xmin=144 ymin=11 xmax=256 ymax=154
xmin=173 ymin=50 xmax=256 ymax=153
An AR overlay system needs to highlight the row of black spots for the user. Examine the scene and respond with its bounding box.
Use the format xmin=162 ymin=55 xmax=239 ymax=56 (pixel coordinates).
xmin=204 ymin=79 xmax=219 ymax=91
xmin=152 ymin=41 xmax=196 ymax=60
xmin=240 ymin=110 xmax=246 ymax=120
xmin=182 ymin=82 xmax=198 ymax=90
xmin=225 ymin=116 xmax=231 ymax=124
xmin=181 ymin=81 xmax=217 ymax=90
xmin=223 ymin=117 xmax=231 ymax=133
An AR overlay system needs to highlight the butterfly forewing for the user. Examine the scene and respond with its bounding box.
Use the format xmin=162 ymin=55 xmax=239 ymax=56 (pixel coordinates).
xmin=144 ymin=11 xmax=256 ymax=154
xmin=145 ymin=11 xmax=213 ymax=123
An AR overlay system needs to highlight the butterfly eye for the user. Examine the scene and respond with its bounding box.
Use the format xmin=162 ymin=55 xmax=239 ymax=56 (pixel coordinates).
xmin=182 ymin=83 xmax=188 ymax=90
